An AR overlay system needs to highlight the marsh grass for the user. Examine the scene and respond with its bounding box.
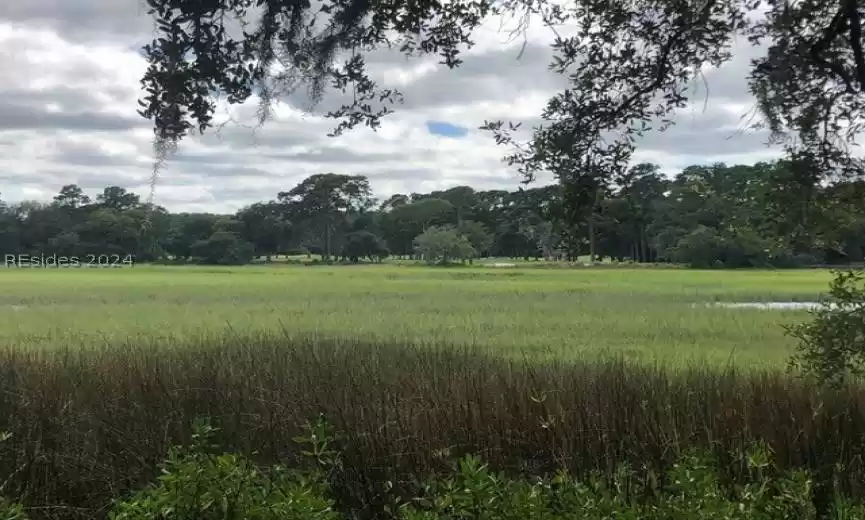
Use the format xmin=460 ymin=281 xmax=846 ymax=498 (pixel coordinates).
xmin=1 ymin=332 xmax=864 ymax=519
xmin=0 ymin=266 xmax=835 ymax=366
xmin=0 ymin=266 xmax=855 ymax=518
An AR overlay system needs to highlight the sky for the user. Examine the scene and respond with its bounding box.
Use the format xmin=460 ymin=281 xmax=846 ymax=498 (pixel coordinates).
xmin=0 ymin=1 xmax=784 ymax=214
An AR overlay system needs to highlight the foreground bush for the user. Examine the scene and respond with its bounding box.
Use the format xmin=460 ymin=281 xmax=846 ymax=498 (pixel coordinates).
xmin=0 ymin=499 xmax=27 ymax=520
xmin=86 ymin=422 xmax=865 ymax=519
xmin=4 ymin=419 xmax=856 ymax=519
xmin=107 ymin=420 xmax=339 ymax=520
xmin=788 ymin=269 xmax=865 ymax=386
xmin=403 ymin=448 xmax=865 ymax=519
xmin=1 ymin=335 xmax=865 ymax=518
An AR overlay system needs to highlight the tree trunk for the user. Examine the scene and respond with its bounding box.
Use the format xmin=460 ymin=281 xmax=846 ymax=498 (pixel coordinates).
xmin=324 ymin=223 xmax=331 ymax=262
xmin=588 ymin=187 xmax=601 ymax=262
xmin=640 ymin=227 xmax=649 ymax=262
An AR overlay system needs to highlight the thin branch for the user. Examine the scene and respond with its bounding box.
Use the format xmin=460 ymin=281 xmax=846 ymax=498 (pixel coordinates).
xmin=809 ymin=5 xmax=858 ymax=94
xmin=607 ymin=0 xmax=719 ymax=131
xmin=844 ymin=0 xmax=865 ymax=89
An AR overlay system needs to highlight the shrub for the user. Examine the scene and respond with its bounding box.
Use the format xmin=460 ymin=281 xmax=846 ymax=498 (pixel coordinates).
xmin=400 ymin=443 xmax=860 ymax=519
xmin=76 ymin=417 xmax=865 ymax=519
xmin=413 ymin=226 xmax=475 ymax=264
xmin=107 ymin=419 xmax=339 ymax=520
xmin=6 ymin=412 xmax=865 ymax=519
xmin=670 ymin=226 xmax=776 ymax=268
xmin=788 ymin=269 xmax=865 ymax=386
xmin=0 ymin=498 xmax=27 ymax=520
xmin=0 ymin=431 xmax=26 ymax=520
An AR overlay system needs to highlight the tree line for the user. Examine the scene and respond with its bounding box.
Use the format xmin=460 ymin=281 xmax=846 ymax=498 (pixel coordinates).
xmin=1 ymin=159 xmax=863 ymax=267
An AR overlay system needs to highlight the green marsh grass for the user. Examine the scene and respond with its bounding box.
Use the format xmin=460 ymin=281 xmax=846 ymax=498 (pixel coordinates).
xmin=0 ymin=265 xmax=834 ymax=366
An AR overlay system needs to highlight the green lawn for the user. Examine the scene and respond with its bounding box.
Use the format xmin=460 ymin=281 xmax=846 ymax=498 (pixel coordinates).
xmin=0 ymin=264 xmax=834 ymax=367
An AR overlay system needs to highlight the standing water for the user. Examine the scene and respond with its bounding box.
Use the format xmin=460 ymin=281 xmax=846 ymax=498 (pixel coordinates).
xmin=704 ymin=301 xmax=864 ymax=311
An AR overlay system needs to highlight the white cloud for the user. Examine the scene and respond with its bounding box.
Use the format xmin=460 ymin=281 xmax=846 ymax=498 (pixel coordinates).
xmin=0 ymin=2 xmax=781 ymax=213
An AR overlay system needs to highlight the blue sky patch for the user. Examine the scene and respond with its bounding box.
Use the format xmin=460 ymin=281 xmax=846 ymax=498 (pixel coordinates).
xmin=425 ymin=120 xmax=469 ymax=138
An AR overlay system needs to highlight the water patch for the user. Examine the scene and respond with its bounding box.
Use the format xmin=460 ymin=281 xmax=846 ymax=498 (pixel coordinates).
xmin=705 ymin=301 xmax=864 ymax=311
xmin=486 ymin=263 xmax=517 ymax=268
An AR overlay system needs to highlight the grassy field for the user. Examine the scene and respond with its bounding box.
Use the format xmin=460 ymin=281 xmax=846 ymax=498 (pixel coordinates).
xmin=0 ymin=264 xmax=834 ymax=366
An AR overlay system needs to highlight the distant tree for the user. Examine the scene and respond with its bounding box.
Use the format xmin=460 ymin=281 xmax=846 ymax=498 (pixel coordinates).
xmin=345 ymin=208 xmax=379 ymax=234
xmin=826 ymin=180 xmax=865 ymax=263
xmin=78 ymin=207 xmax=147 ymax=257
xmin=190 ymin=231 xmax=255 ymax=265
xmin=379 ymin=194 xmax=410 ymax=212
xmin=494 ymin=226 xmax=540 ymax=260
xmin=138 ymin=204 xmax=172 ymax=261
xmin=341 ymin=231 xmax=389 ymax=263
xmin=3 ymin=163 xmax=864 ymax=270
xmin=53 ymin=184 xmax=91 ymax=209
xmin=97 ymin=186 xmax=140 ymax=212
xmin=414 ymin=226 xmax=475 ymax=265
xmin=379 ymin=198 xmax=456 ymax=256
xmin=613 ymin=163 xmax=669 ymax=262
xmin=165 ymin=213 xmax=221 ymax=261
xmin=426 ymin=186 xmax=477 ymax=224
xmin=457 ymin=220 xmax=494 ymax=259
xmin=236 ymin=202 xmax=290 ymax=261
xmin=668 ymin=225 xmax=773 ymax=269
xmin=510 ymin=186 xmax=562 ymax=260
xmin=17 ymin=203 xmax=75 ymax=255
xmin=523 ymin=220 xmax=559 ymax=260
xmin=0 ymin=195 xmax=21 ymax=255
xmin=279 ymin=174 xmax=372 ymax=262
xmin=213 ymin=216 xmax=243 ymax=235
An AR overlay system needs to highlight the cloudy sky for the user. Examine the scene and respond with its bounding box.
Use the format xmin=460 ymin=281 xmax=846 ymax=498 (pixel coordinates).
xmin=0 ymin=1 xmax=782 ymax=213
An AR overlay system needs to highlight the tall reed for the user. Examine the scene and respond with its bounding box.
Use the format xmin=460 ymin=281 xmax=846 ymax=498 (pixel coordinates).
xmin=1 ymin=332 xmax=863 ymax=519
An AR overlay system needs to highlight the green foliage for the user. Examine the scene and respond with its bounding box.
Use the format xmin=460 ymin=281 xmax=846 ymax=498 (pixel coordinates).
xmin=0 ymin=432 xmax=26 ymax=520
xmin=292 ymin=415 xmax=342 ymax=471
xmin=236 ymin=202 xmax=291 ymax=259
xmin=652 ymin=443 xmax=817 ymax=519
xmin=788 ymin=269 xmax=865 ymax=386
xmin=456 ymin=220 xmax=494 ymax=257
xmin=18 ymin=413 xmax=861 ymax=519
xmin=107 ymin=419 xmax=339 ymax=520
xmin=341 ymin=231 xmax=389 ymax=263
xmin=413 ymin=226 xmax=476 ymax=264
xmin=139 ymin=0 xmax=488 ymax=148
xmin=670 ymin=226 xmax=773 ymax=269
xmin=2 ymin=166 xmax=864 ymax=268
xmin=190 ymin=231 xmax=256 ymax=265
xmin=379 ymin=198 xmax=457 ymax=256
xmin=278 ymin=174 xmax=374 ymax=261
xmin=139 ymin=0 xmax=865 ymax=239
xmin=0 ymin=498 xmax=27 ymax=520
xmin=400 ymin=443 xmax=855 ymax=519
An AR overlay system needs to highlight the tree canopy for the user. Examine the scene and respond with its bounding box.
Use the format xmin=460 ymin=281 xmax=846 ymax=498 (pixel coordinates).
xmin=2 ymin=160 xmax=863 ymax=267
xmin=139 ymin=0 xmax=865 ymax=213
